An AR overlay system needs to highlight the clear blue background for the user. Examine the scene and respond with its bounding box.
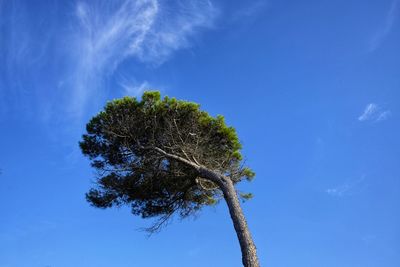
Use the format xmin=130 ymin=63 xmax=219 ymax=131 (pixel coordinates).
xmin=1 ymin=0 xmax=399 ymax=266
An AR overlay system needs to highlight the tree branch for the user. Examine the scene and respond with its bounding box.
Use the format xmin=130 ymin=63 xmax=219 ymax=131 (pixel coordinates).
xmin=140 ymin=145 xmax=225 ymax=186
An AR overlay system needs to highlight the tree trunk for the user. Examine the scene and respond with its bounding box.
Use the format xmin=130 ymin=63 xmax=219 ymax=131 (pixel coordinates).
xmin=198 ymin=167 xmax=260 ymax=266
xmin=220 ymin=177 xmax=260 ymax=267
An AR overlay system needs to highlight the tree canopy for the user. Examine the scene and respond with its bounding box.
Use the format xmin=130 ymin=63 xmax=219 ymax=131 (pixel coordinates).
xmin=80 ymin=91 xmax=255 ymax=231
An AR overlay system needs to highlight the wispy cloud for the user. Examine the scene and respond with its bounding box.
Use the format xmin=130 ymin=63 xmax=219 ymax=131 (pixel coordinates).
xmin=0 ymin=0 xmax=218 ymax=120
xmin=326 ymin=176 xmax=367 ymax=197
xmin=64 ymin=0 xmax=217 ymax=118
xmin=231 ymin=0 xmax=269 ymax=22
xmin=358 ymin=103 xmax=378 ymax=121
xmin=369 ymin=0 xmax=399 ymax=52
xmin=118 ymin=76 xmax=151 ymax=97
xmin=0 ymin=0 xmax=57 ymax=116
xmin=358 ymin=103 xmax=391 ymax=122
xmin=376 ymin=110 xmax=391 ymax=121
xmin=326 ymin=184 xmax=351 ymax=197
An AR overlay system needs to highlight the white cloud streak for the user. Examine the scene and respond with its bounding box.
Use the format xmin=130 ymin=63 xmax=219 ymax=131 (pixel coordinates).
xmin=369 ymin=0 xmax=399 ymax=52
xmin=376 ymin=110 xmax=391 ymax=121
xmin=326 ymin=176 xmax=367 ymax=197
xmin=65 ymin=0 xmax=217 ymax=118
xmin=358 ymin=103 xmax=379 ymax=121
xmin=326 ymin=184 xmax=352 ymax=197
xmin=358 ymin=103 xmax=391 ymax=122
xmin=119 ymin=76 xmax=151 ymax=97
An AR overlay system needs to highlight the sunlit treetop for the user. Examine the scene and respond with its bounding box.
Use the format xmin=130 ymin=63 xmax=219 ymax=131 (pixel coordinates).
xmin=80 ymin=91 xmax=254 ymax=231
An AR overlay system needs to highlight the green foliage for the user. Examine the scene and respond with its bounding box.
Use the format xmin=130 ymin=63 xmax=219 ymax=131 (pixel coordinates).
xmin=239 ymin=192 xmax=254 ymax=202
xmin=80 ymin=91 xmax=255 ymax=230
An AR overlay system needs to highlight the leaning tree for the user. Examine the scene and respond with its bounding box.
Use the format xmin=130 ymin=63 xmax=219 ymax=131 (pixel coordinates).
xmin=80 ymin=91 xmax=260 ymax=266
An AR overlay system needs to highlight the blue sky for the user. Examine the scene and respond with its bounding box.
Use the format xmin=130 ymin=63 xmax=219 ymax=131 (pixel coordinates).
xmin=0 ymin=0 xmax=399 ymax=266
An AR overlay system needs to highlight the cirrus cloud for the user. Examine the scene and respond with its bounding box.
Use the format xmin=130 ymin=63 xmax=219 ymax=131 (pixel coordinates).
xmin=358 ymin=103 xmax=391 ymax=122
xmin=64 ymin=0 xmax=218 ymax=118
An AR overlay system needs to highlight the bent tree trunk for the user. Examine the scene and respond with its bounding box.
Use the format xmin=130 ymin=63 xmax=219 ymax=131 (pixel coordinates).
xmin=221 ymin=177 xmax=260 ymax=267
xmin=153 ymin=151 xmax=260 ymax=266
xmin=198 ymin=167 xmax=260 ymax=267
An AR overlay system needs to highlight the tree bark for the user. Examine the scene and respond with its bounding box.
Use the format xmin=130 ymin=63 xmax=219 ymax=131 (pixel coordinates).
xmin=151 ymin=148 xmax=260 ymax=266
xmin=221 ymin=177 xmax=260 ymax=267
xmin=199 ymin=167 xmax=260 ymax=267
